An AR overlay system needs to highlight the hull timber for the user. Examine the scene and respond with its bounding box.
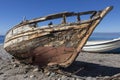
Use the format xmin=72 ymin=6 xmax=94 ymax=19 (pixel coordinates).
xmin=4 ymin=6 xmax=113 ymax=68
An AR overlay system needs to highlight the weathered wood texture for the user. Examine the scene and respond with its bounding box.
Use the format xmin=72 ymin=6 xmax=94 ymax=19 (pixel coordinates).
xmin=4 ymin=6 xmax=113 ymax=69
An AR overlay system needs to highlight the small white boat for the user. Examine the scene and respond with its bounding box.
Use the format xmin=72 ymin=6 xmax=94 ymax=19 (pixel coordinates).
xmin=82 ymin=38 xmax=120 ymax=53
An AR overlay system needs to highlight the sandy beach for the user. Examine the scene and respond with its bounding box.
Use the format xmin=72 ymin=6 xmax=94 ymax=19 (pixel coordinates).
xmin=0 ymin=44 xmax=120 ymax=80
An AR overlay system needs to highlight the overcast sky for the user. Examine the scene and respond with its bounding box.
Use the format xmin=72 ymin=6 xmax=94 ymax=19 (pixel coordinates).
xmin=0 ymin=0 xmax=120 ymax=35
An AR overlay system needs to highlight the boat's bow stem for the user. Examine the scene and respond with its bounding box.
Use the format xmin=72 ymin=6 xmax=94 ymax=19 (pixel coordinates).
xmin=59 ymin=6 xmax=113 ymax=68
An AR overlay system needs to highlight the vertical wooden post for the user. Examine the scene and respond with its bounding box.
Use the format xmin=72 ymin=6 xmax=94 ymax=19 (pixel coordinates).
xmin=77 ymin=14 xmax=80 ymax=22
xmin=62 ymin=14 xmax=66 ymax=24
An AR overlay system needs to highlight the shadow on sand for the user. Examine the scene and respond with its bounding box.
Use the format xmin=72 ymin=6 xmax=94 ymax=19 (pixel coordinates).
xmin=61 ymin=61 xmax=120 ymax=77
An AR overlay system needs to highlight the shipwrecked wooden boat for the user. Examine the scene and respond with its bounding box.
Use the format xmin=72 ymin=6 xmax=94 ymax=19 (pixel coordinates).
xmin=4 ymin=6 xmax=113 ymax=69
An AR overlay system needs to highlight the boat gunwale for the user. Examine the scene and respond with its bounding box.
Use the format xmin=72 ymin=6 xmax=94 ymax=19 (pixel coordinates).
xmin=5 ymin=16 xmax=100 ymax=43
xmin=5 ymin=10 xmax=101 ymax=35
xmin=5 ymin=15 xmax=100 ymax=37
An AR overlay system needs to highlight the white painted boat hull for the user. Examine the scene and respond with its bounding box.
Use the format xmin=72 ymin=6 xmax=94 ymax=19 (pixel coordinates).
xmin=82 ymin=38 xmax=120 ymax=53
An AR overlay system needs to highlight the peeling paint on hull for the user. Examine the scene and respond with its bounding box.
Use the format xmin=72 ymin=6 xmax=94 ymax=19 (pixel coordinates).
xmin=4 ymin=6 xmax=113 ymax=69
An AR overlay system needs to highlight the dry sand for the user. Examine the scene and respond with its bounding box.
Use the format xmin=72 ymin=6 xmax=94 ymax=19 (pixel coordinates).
xmin=0 ymin=44 xmax=120 ymax=80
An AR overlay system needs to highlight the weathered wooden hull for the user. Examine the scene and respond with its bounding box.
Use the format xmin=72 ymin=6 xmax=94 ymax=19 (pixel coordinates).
xmin=4 ymin=6 xmax=113 ymax=68
xmin=4 ymin=24 xmax=89 ymax=67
